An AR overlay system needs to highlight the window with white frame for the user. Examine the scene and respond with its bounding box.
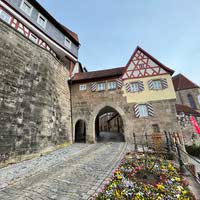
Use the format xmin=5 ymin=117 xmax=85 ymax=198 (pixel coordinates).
xmin=130 ymin=82 xmax=140 ymax=92
xmin=152 ymin=80 xmax=162 ymax=90
xmin=79 ymin=84 xmax=87 ymax=91
xmin=37 ymin=13 xmax=47 ymax=28
xmin=29 ymin=33 xmax=38 ymax=43
xmin=108 ymin=81 xmax=116 ymax=90
xmin=20 ymin=0 xmax=33 ymax=16
xmin=97 ymin=83 xmax=105 ymax=91
xmin=138 ymin=104 xmax=149 ymax=117
xmin=64 ymin=37 xmax=71 ymax=49
xmin=0 ymin=9 xmax=11 ymax=23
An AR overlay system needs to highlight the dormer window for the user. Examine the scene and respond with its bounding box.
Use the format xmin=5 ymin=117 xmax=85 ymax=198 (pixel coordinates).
xmin=20 ymin=0 xmax=33 ymax=16
xmin=37 ymin=13 xmax=47 ymax=29
xmin=64 ymin=37 xmax=71 ymax=49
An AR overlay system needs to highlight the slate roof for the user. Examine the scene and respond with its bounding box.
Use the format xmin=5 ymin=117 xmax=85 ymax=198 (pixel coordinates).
xmin=24 ymin=0 xmax=79 ymax=45
xmin=71 ymin=67 xmax=125 ymax=83
xmin=172 ymin=74 xmax=199 ymax=91
xmin=175 ymin=104 xmax=200 ymax=117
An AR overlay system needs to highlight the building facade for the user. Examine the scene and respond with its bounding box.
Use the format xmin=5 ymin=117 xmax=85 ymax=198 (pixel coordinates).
xmin=70 ymin=47 xmax=178 ymax=144
xmin=0 ymin=0 xmax=80 ymax=75
xmin=1 ymin=0 xmax=197 ymax=163
xmin=173 ymin=74 xmax=200 ymax=145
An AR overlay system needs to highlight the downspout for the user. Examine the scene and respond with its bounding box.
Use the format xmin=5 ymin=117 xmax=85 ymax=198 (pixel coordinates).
xmin=69 ymin=79 xmax=74 ymax=143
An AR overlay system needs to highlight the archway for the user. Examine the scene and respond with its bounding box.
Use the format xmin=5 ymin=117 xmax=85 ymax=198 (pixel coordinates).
xmin=75 ymin=120 xmax=86 ymax=143
xmin=95 ymin=106 xmax=125 ymax=142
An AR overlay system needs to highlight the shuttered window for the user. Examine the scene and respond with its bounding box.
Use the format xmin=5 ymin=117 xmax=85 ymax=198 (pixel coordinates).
xmin=134 ymin=103 xmax=154 ymax=118
xmin=97 ymin=83 xmax=105 ymax=91
xmin=130 ymin=82 xmax=140 ymax=92
xmin=148 ymin=79 xmax=168 ymax=90
xmin=108 ymin=81 xmax=116 ymax=90
xmin=138 ymin=104 xmax=148 ymax=117
xmin=152 ymin=80 xmax=162 ymax=90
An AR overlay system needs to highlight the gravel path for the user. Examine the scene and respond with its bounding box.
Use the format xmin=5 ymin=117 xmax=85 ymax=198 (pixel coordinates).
xmin=0 ymin=142 xmax=127 ymax=200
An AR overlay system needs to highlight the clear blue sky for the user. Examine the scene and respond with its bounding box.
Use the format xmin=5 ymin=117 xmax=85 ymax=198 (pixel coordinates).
xmin=38 ymin=0 xmax=200 ymax=85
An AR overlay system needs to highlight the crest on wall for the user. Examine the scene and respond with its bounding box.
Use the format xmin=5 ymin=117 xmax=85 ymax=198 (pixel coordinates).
xmin=122 ymin=46 xmax=174 ymax=80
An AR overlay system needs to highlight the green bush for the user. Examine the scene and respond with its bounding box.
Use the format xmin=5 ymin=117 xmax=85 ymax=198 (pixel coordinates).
xmin=185 ymin=145 xmax=200 ymax=158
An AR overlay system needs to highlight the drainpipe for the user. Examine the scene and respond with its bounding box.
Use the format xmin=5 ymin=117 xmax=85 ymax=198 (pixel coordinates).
xmin=69 ymin=79 xmax=74 ymax=143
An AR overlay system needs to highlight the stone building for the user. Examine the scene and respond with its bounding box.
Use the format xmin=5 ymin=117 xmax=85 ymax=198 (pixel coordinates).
xmin=0 ymin=0 xmax=187 ymax=161
xmin=70 ymin=46 xmax=178 ymax=143
xmin=172 ymin=74 xmax=200 ymax=145
xmin=0 ymin=0 xmax=80 ymax=159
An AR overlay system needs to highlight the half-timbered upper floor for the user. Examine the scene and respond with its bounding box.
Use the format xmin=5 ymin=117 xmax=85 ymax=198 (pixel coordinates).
xmin=0 ymin=0 xmax=79 ymax=72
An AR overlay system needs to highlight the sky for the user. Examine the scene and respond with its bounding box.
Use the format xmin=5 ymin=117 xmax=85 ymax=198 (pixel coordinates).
xmin=37 ymin=0 xmax=200 ymax=85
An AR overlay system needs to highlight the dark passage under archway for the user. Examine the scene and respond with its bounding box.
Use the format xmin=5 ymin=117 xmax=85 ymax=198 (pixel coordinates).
xmin=75 ymin=120 xmax=86 ymax=143
xmin=95 ymin=106 xmax=125 ymax=142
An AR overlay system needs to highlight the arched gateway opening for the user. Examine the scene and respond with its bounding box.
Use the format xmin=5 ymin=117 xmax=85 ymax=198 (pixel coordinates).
xmin=75 ymin=120 xmax=86 ymax=143
xmin=95 ymin=106 xmax=125 ymax=142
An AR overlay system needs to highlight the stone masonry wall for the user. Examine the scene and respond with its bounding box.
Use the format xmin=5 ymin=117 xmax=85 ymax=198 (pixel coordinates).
xmin=71 ymin=80 xmax=178 ymax=144
xmin=0 ymin=21 xmax=71 ymax=161
xmin=175 ymin=88 xmax=200 ymax=111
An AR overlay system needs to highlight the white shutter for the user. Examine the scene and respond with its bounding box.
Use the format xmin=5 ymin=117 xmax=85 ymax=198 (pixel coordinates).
xmin=161 ymin=78 xmax=168 ymax=89
xmin=90 ymin=82 xmax=97 ymax=92
xmin=125 ymin=83 xmax=131 ymax=92
xmin=138 ymin=81 xmax=144 ymax=91
xmin=117 ymin=78 xmax=123 ymax=89
xmin=148 ymin=80 xmax=154 ymax=90
xmin=134 ymin=104 xmax=140 ymax=118
xmin=147 ymin=103 xmax=154 ymax=117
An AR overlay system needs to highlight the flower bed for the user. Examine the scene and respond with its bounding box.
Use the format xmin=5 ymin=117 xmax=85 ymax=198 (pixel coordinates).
xmin=91 ymin=153 xmax=196 ymax=200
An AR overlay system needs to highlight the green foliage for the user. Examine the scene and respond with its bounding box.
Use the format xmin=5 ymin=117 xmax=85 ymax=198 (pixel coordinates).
xmin=185 ymin=145 xmax=200 ymax=158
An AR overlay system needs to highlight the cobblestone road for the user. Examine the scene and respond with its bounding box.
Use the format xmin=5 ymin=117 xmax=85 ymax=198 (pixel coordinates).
xmin=0 ymin=142 xmax=128 ymax=200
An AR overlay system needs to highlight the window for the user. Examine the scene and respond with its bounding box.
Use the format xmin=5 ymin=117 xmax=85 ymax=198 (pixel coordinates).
xmin=188 ymin=94 xmax=196 ymax=109
xmin=37 ymin=13 xmax=47 ymax=28
xmin=108 ymin=81 xmax=116 ymax=90
xmin=138 ymin=63 xmax=145 ymax=69
xmin=0 ymin=9 xmax=11 ymax=23
xmin=79 ymin=84 xmax=87 ymax=91
xmin=64 ymin=37 xmax=71 ymax=49
xmin=152 ymin=80 xmax=162 ymax=90
xmin=198 ymin=95 xmax=200 ymax=104
xmin=97 ymin=83 xmax=105 ymax=91
xmin=20 ymin=0 xmax=33 ymax=16
xmin=29 ymin=33 xmax=38 ymax=43
xmin=130 ymin=82 xmax=140 ymax=92
xmin=138 ymin=104 xmax=148 ymax=117
xmin=152 ymin=124 xmax=160 ymax=133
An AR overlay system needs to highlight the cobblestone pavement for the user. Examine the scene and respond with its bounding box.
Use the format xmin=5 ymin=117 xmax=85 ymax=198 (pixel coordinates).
xmin=0 ymin=142 xmax=129 ymax=200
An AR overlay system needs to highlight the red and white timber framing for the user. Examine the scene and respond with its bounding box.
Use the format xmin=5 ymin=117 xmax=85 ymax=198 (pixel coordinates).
xmin=0 ymin=0 xmax=78 ymax=62
xmin=0 ymin=5 xmax=56 ymax=57
xmin=122 ymin=48 xmax=169 ymax=80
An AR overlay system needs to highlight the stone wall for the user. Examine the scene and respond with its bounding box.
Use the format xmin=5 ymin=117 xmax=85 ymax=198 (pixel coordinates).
xmin=175 ymin=88 xmax=200 ymax=111
xmin=0 ymin=21 xmax=71 ymax=161
xmin=71 ymin=80 xmax=178 ymax=144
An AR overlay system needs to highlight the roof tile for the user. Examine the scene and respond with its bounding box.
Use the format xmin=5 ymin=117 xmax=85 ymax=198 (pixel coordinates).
xmin=173 ymin=74 xmax=199 ymax=91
